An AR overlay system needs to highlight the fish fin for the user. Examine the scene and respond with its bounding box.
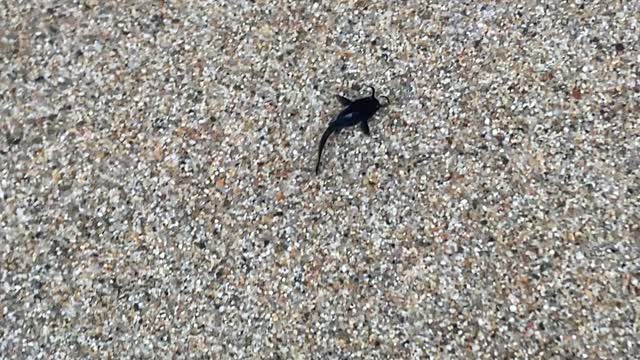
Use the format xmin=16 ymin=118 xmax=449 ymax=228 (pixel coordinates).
xmin=360 ymin=120 xmax=370 ymax=136
xmin=335 ymin=95 xmax=352 ymax=106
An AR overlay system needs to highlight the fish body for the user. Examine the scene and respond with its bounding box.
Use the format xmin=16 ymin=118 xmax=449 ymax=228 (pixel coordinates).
xmin=315 ymin=86 xmax=389 ymax=174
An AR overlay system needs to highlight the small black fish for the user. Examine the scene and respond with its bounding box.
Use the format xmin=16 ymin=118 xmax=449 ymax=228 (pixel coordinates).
xmin=316 ymin=85 xmax=389 ymax=174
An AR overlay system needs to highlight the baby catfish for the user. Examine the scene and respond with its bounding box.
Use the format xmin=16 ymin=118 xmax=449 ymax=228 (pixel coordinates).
xmin=315 ymin=85 xmax=389 ymax=174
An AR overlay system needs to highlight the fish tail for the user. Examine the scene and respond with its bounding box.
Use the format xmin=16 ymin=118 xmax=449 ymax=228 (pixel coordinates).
xmin=316 ymin=124 xmax=336 ymax=175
